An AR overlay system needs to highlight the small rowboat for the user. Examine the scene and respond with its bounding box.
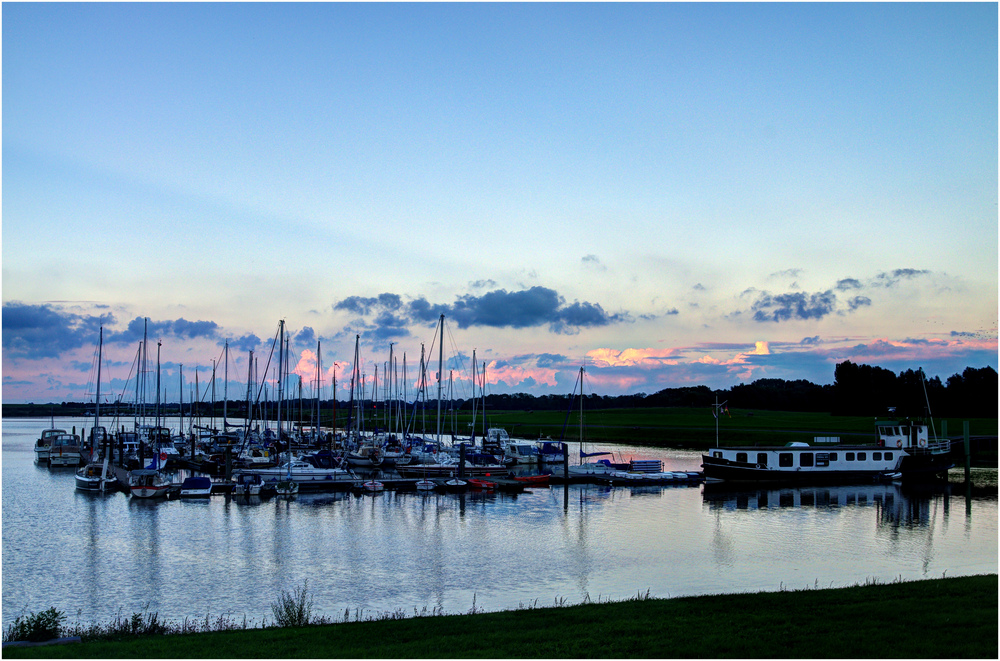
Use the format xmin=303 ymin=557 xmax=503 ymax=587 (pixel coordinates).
xmin=415 ymin=479 xmax=436 ymax=491
xmin=513 ymin=474 xmax=550 ymax=487
xmin=362 ymin=480 xmax=384 ymax=493
xmin=467 ymin=478 xmax=497 ymax=490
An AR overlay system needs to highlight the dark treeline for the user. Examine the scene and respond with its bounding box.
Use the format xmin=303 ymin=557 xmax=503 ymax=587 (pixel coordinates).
xmin=5 ymin=362 xmax=996 ymax=420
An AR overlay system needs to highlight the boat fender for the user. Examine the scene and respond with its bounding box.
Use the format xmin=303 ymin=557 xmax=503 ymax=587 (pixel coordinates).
xmin=755 ymin=463 xmax=762 ymax=470
xmin=896 ymin=440 xmax=902 ymax=448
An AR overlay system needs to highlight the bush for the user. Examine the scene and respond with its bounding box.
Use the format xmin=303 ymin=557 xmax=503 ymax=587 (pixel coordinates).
xmin=3 ymin=607 xmax=65 ymax=642
xmin=270 ymin=581 xmax=314 ymax=628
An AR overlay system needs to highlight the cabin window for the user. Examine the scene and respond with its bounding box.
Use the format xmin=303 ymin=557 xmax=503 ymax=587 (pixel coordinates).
xmin=846 ymin=452 xmax=855 ymax=461
xmin=829 ymin=452 xmax=838 ymax=461
xmin=736 ymin=452 xmax=748 ymax=463
xmin=713 ymin=451 xmax=722 ymax=459
xmin=884 ymin=452 xmax=893 ymax=461
xmin=857 ymin=452 xmax=867 ymax=461
xmin=756 ymin=453 xmax=767 ymax=467
xmin=800 ymin=453 xmax=814 ymax=467
xmin=873 ymin=452 xmax=882 ymax=461
xmin=779 ymin=453 xmax=793 ymax=467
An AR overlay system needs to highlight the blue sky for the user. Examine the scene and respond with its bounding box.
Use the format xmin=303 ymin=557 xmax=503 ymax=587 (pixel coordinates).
xmin=3 ymin=3 xmax=997 ymax=405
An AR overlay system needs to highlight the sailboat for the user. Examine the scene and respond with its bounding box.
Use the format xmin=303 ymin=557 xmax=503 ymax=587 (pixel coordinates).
xmin=77 ymin=327 xmax=116 ymax=490
xmin=274 ymin=320 xmax=299 ymax=497
xmin=566 ymin=366 xmax=616 ymax=478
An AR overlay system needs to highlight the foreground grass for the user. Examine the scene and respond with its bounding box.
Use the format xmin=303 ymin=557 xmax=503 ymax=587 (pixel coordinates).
xmin=6 ymin=575 xmax=996 ymax=658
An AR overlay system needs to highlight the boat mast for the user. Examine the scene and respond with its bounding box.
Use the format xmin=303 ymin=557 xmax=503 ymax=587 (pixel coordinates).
xmin=155 ymin=340 xmax=161 ymax=430
xmin=436 ymin=314 xmax=444 ymax=446
xmin=277 ymin=320 xmax=284 ymax=445
xmin=315 ymin=340 xmax=322 ymax=443
xmin=223 ymin=340 xmax=229 ymax=431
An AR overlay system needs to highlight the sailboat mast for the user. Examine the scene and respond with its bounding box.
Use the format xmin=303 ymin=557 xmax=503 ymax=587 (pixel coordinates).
xmin=277 ymin=320 xmax=284 ymax=442
xmin=223 ymin=341 xmax=229 ymax=430
xmin=155 ymin=340 xmax=161 ymax=429
xmin=436 ymin=314 xmax=444 ymax=445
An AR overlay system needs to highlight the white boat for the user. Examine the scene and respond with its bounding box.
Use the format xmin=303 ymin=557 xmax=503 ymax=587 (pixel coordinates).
xmin=179 ymin=476 xmax=213 ymax=497
xmin=233 ymin=460 xmax=356 ymax=487
xmin=48 ymin=433 xmax=83 ymax=467
xmin=701 ymin=420 xmax=952 ymax=483
xmin=35 ymin=427 xmax=67 ymax=464
xmin=415 ymin=479 xmax=437 ymax=491
xmin=362 ymin=479 xmax=384 ymax=493
xmin=345 ymin=445 xmax=384 ymax=469
xmin=75 ymin=462 xmax=115 ymax=491
xmin=129 ymin=469 xmax=171 ymax=498
xmin=504 ymin=440 xmax=539 ymax=465
xmin=233 ymin=472 xmax=264 ymax=497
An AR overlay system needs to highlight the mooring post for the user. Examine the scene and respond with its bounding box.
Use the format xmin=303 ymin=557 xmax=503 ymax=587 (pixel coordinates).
xmin=562 ymin=442 xmax=569 ymax=481
xmin=963 ymin=421 xmax=971 ymax=483
xmin=458 ymin=443 xmax=466 ymax=479
xmin=225 ymin=446 xmax=232 ymax=480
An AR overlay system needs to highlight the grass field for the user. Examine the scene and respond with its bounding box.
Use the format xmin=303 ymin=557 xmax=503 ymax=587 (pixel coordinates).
xmin=4 ymin=575 xmax=995 ymax=658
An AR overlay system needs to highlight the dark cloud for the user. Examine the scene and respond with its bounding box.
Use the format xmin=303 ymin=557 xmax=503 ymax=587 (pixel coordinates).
xmin=230 ymin=334 xmax=263 ymax=353
xmin=333 ymin=293 xmax=403 ymax=316
xmin=469 ymin=279 xmax=498 ymax=289
xmin=874 ymin=268 xmax=931 ymax=287
xmin=2 ymin=302 xmax=105 ymax=358
xmin=836 ymin=278 xmax=863 ymax=291
xmin=111 ymin=316 xmax=220 ymax=344
xmin=752 ymin=291 xmax=837 ymax=322
xmin=847 ymin=296 xmax=872 ymax=310
xmin=800 ymin=336 xmax=821 ymax=345
xmin=535 ymin=353 xmax=568 ymax=368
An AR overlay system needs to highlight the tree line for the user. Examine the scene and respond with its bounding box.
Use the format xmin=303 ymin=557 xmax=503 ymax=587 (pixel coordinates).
xmin=4 ymin=361 xmax=996 ymax=420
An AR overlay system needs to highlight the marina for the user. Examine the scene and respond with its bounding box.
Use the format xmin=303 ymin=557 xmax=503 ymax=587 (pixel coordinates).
xmin=2 ymin=416 xmax=996 ymax=631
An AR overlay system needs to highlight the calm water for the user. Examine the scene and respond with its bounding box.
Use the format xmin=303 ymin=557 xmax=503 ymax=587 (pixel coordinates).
xmin=2 ymin=417 xmax=996 ymax=627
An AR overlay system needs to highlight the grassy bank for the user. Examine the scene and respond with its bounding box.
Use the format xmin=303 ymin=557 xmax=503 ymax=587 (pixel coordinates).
xmin=4 ymin=575 xmax=996 ymax=658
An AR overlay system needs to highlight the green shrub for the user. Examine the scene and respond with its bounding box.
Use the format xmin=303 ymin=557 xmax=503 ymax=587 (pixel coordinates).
xmin=3 ymin=607 xmax=65 ymax=642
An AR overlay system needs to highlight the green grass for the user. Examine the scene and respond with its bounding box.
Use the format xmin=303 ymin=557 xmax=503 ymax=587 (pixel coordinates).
xmin=458 ymin=407 xmax=997 ymax=450
xmin=5 ymin=575 xmax=995 ymax=658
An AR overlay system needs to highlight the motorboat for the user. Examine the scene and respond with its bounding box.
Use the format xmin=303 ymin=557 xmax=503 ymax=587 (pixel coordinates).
xmin=503 ymin=440 xmax=539 ymax=465
xmin=233 ymin=472 xmax=264 ymax=497
xmin=233 ymin=460 xmax=356 ymax=487
xmin=35 ymin=427 xmax=67 ymax=464
xmin=48 ymin=433 xmax=83 ymax=467
xmin=75 ymin=462 xmax=115 ymax=491
xmin=179 ymin=476 xmax=213 ymax=497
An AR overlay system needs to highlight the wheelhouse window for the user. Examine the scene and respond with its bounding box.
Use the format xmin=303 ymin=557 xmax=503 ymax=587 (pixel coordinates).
xmin=779 ymin=453 xmax=793 ymax=467
xmin=846 ymin=452 xmax=855 ymax=461
xmin=873 ymin=452 xmax=882 ymax=460
xmin=857 ymin=452 xmax=867 ymax=461
xmin=736 ymin=452 xmax=748 ymax=463
xmin=800 ymin=453 xmax=814 ymax=467
xmin=829 ymin=452 xmax=838 ymax=461
xmin=756 ymin=453 xmax=767 ymax=467
xmin=884 ymin=452 xmax=893 ymax=460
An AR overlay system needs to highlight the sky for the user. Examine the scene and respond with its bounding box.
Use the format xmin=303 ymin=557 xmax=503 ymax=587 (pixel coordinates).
xmin=2 ymin=3 xmax=997 ymax=406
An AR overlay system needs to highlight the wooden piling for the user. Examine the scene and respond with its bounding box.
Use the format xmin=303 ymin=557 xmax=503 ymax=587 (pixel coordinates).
xmin=963 ymin=421 xmax=971 ymax=483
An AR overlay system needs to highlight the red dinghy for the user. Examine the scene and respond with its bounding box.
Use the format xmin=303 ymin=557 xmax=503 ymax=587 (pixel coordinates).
xmin=512 ymin=474 xmax=550 ymax=487
xmin=467 ymin=478 xmax=497 ymax=490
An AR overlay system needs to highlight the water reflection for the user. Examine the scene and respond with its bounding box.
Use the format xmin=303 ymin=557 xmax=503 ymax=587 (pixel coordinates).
xmin=702 ymin=481 xmax=945 ymax=528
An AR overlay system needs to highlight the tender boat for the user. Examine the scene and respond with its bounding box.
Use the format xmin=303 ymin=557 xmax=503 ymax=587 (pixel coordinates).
xmin=415 ymin=479 xmax=437 ymax=491
xmin=512 ymin=474 xmax=550 ymax=487
xmin=179 ymin=476 xmax=213 ymax=497
xmin=701 ymin=419 xmax=953 ymax=483
xmin=75 ymin=462 xmax=115 ymax=491
xmin=362 ymin=479 xmax=384 ymax=493
xmin=467 ymin=478 xmax=497 ymax=490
